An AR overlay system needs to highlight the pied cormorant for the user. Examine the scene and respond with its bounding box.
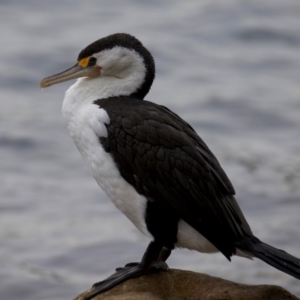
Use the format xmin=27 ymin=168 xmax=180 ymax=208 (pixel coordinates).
xmin=40 ymin=33 xmax=300 ymax=299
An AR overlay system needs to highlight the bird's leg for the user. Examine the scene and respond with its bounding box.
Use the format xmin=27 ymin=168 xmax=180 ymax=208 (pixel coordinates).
xmin=122 ymin=246 xmax=172 ymax=271
xmin=151 ymin=246 xmax=171 ymax=271
xmin=84 ymin=241 xmax=165 ymax=300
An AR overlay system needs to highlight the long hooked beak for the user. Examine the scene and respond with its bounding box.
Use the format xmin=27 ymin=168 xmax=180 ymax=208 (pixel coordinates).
xmin=40 ymin=62 xmax=101 ymax=89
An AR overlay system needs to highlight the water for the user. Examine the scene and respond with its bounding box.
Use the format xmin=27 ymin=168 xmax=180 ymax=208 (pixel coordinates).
xmin=0 ymin=1 xmax=300 ymax=299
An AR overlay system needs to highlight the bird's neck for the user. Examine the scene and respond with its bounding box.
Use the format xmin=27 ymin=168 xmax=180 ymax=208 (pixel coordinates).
xmin=62 ymin=74 xmax=143 ymax=122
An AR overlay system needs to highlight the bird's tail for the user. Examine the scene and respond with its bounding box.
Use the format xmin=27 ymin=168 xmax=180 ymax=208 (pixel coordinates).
xmin=239 ymin=235 xmax=300 ymax=280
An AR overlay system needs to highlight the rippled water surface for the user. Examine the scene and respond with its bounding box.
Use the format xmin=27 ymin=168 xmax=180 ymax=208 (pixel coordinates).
xmin=1 ymin=1 xmax=300 ymax=299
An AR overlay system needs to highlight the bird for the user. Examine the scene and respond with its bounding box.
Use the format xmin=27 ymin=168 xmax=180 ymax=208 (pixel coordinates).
xmin=40 ymin=33 xmax=300 ymax=299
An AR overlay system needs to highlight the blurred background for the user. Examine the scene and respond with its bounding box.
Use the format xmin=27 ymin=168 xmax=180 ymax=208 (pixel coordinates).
xmin=0 ymin=0 xmax=300 ymax=299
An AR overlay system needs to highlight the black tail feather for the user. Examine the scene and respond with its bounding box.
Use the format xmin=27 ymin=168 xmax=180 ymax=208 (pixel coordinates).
xmin=243 ymin=236 xmax=300 ymax=280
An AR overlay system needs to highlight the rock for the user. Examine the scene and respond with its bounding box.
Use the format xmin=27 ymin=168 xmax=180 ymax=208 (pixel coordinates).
xmin=75 ymin=269 xmax=299 ymax=300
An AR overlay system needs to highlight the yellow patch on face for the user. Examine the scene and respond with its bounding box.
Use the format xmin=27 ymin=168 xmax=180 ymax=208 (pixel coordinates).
xmin=78 ymin=57 xmax=90 ymax=68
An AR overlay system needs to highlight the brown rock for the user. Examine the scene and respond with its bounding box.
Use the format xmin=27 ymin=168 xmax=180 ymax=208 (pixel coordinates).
xmin=75 ymin=269 xmax=299 ymax=300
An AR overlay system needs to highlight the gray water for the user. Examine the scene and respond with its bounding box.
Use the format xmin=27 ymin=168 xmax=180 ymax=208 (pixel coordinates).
xmin=1 ymin=1 xmax=300 ymax=299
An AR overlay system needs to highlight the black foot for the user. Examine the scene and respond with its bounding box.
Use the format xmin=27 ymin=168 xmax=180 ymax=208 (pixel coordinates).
xmin=84 ymin=263 xmax=159 ymax=300
xmin=124 ymin=260 xmax=169 ymax=271
xmin=152 ymin=260 xmax=169 ymax=271
xmin=84 ymin=241 xmax=172 ymax=300
xmin=116 ymin=261 xmax=139 ymax=270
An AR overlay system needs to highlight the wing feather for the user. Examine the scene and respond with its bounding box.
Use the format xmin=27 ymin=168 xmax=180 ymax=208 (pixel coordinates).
xmin=96 ymin=97 xmax=252 ymax=258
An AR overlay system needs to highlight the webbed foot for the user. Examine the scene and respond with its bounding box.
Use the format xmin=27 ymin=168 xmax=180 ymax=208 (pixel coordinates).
xmin=84 ymin=242 xmax=171 ymax=300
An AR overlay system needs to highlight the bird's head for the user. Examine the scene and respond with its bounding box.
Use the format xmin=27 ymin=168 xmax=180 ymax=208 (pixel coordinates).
xmin=40 ymin=33 xmax=155 ymax=99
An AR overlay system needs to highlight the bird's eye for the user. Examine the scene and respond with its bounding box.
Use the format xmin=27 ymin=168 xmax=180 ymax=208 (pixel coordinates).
xmin=88 ymin=57 xmax=97 ymax=66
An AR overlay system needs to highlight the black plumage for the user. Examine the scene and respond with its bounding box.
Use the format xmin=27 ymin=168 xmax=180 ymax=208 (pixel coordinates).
xmin=97 ymin=97 xmax=252 ymax=259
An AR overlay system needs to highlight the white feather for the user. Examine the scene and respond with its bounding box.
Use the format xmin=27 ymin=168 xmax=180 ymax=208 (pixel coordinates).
xmin=63 ymin=87 xmax=150 ymax=238
xmin=176 ymin=220 xmax=218 ymax=253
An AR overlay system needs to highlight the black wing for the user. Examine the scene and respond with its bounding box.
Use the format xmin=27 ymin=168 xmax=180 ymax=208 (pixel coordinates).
xmin=96 ymin=97 xmax=252 ymax=259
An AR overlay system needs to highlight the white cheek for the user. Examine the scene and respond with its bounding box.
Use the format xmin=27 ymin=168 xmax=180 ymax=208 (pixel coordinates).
xmin=95 ymin=46 xmax=146 ymax=80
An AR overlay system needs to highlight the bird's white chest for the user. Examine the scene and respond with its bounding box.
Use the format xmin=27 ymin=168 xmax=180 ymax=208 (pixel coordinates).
xmin=62 ymin=82 xmax=150 ymax=237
